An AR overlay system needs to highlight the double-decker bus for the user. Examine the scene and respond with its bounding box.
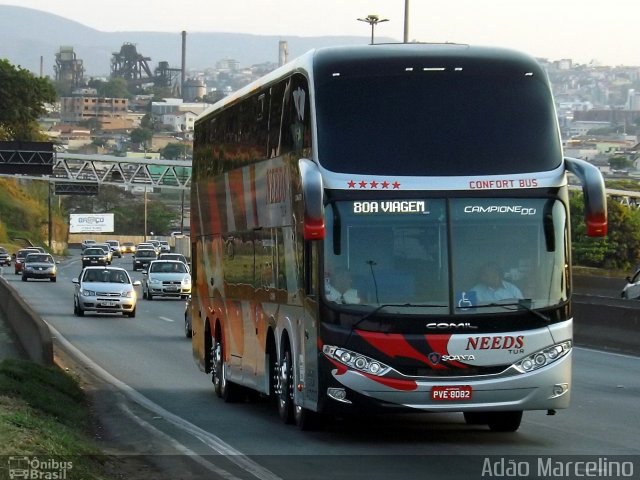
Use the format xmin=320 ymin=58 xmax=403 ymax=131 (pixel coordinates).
xmin=190 ymin=44 xmax=607 ymax=431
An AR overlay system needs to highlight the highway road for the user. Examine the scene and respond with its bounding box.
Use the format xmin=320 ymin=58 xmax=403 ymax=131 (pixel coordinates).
xmin=5 ymin=253 xmax=640 ymax=479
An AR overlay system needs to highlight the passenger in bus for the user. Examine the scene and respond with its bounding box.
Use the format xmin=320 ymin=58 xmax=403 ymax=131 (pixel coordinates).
xmin=471 ymin=262 xmax=523 ymax=303
xmin=325 ymin=267 xmax=361 ymax=304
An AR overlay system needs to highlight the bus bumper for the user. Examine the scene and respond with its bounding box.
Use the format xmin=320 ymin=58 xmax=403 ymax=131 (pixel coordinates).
xmin=324 ymin=350 xmax=572 ymax=413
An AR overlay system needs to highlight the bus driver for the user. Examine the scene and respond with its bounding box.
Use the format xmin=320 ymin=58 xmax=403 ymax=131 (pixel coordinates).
xmin=471 ymin=262 xmax=523 ymax=303
xmin=325 ymin=267 xmax=361 ymax=304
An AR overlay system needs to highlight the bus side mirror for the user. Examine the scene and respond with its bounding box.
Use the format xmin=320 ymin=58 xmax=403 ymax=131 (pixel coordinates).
xmin=299 ymin=159 xmax=325 ymax=240
xmin=565 ymin=157 xmax=607 ymax=237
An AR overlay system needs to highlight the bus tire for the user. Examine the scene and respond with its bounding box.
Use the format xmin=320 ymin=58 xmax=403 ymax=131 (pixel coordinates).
xmin=294 ymin=404 xmax=323 ymax=431
xmin=487 ymin=411 xmax=523 ymax=432
xmin=277 ymin=348 xmax=294 ymax=424
xmin=463 ymin=412 xmax=489 ymax=425
xmin=212 ymin=336 xmax=240 ymax=402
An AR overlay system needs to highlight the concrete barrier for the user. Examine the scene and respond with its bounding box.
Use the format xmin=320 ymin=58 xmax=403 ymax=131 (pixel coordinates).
xmin=0 ymin=276 xmax=53 ymax=365
xmin=573 ymin=299 xmax=640 ymax=356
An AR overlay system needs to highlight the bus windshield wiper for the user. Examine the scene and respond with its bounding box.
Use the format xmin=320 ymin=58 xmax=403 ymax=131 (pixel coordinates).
xmin=470 ymin=299 xmax=551 ymax=322
xmin=352 ymin=302 xmax=448 ymax=330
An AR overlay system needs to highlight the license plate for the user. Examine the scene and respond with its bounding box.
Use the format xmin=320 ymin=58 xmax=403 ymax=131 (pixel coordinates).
xmin=166 ymin=286 xmax=178 ymax=291
xmin=431 ymin=385 xmax=473 ymax=401
xmin=100 ymin=301 xmax=117 ymax=307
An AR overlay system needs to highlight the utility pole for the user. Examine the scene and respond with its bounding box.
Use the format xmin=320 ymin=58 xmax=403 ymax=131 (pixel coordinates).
xmin=357 ymin=14 xmax=389 ymax=45
xmin=404 ymin=0 xmax=410 ymax=43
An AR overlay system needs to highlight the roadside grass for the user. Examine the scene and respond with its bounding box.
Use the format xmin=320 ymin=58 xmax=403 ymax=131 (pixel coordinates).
xmin=0 ymin=358 xmax=113 ymax=479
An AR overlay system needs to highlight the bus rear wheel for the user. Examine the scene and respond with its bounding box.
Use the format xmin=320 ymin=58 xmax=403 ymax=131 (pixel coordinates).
xmin=276 ymin=348 xmax=294 ymax=424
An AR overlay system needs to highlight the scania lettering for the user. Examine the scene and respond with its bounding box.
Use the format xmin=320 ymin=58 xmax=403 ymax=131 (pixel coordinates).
xmin=190 ymin=44 xmax=607 ymax=432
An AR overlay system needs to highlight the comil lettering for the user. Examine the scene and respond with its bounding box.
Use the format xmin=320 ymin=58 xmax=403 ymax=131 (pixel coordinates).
xmin=464 ymin=205 xmax=536 ymax=216
xmin=353 ymin=200 xmax=426 ymax=214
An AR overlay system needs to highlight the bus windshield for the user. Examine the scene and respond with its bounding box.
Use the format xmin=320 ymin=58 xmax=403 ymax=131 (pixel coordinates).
xmin=323 ymin=197 xmax=567 ymax=315
xmin=314 ymin=66 xmax=562 ymax=176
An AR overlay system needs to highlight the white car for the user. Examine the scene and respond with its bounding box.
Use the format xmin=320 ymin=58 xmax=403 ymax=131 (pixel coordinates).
xmin=621 ymin=269 xmax=640 ymax=299
xmin=142 ymin=260 xmax=191 ymax=300
xmin=158 ymin=253 xmax=189 ymax=271
xmin=73 ymin=266 xmax=141 ymax=317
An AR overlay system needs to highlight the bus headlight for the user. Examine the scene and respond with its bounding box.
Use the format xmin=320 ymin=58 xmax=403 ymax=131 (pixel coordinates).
xmin=323 ymin=345 xmax=391 ymax=376
xmin=513 ymin=341 xmax=571 ymax=373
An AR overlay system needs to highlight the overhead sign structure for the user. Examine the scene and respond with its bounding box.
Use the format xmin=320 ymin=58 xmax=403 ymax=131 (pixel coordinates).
xmin=69 ymin=213 xmax=114 ymax=233
xmin=0 ymin=141 xmax=54 ymax=175
xmin=54 ymin=182 xmax=99 ymax=195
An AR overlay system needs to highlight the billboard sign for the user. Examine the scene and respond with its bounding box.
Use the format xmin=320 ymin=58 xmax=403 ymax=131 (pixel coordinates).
xmin=69 ymin=214 xmax=114 ymax=233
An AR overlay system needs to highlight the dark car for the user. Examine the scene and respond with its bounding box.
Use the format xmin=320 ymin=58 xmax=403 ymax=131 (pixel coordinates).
xmin=132 ymin=249 xmax=157 ymax=271
xmin=0 ymin=247 xmax=11 ymax=267
xmin=81 ymin=239 xmax=96 ymax=251
xmin=14 ymin=248 xmax=40 ymax=274
xmin=22 ymin=253 xmax=58 ymax=282
xmin=81 ymin=247 xmax=109 ymax=267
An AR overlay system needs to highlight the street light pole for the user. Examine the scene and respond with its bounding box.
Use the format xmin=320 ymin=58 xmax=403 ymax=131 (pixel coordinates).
xmin=357 ymin=14 xmax=389 ymax=45
xmin=404 ymin=0 xmax=410 ymax=43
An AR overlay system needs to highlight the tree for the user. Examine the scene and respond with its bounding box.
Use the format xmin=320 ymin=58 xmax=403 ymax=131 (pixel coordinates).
xmin=0 ymin=59 xmax=56 ymax=141
xmin=161 ymin=142 xmax=190 ymax=159
xmin=609 ymin=155 xmax=632 ymax=170
xmin=130 ymin=128 xmax=153 ymax=149
xmin=570 ymin=192 xmax=640 ymax=270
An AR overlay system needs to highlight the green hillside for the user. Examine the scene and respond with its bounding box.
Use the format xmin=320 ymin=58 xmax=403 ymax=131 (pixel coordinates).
xmin=0 ymin=178 xmax=67 ymax=253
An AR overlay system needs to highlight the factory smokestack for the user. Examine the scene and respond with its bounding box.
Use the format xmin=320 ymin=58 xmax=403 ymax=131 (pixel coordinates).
xmin=181 ymin=30 xmax=187 ymax=100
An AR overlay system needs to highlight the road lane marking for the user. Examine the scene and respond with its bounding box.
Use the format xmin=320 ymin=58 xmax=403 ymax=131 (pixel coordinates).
xmin=118 ymin=402 xmax=245 ymax=480
xmin=46 ymin=322 xmax=284 ymax=480
xmin=160 ymin=316 xmax=174 ymax=322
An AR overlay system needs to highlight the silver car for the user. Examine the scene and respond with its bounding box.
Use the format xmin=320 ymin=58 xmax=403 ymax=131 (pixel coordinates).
xmin=22 ymin=253 xmax=58 ymax=282
xmin=73 ymin=266 xmax=141 ymax=317
xmin=142 ymin=260 xmax=191 ymax=300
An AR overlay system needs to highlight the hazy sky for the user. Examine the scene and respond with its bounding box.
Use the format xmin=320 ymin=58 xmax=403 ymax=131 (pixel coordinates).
xmin=1 ymin=0 xmax=638 ymax=66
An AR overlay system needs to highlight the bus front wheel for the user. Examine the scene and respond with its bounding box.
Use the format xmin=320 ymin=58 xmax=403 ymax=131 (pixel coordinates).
xmin=487 ymin=411 xmax=523 ymax=432
xmin=211 ymin=336 xmax=240 ymax=402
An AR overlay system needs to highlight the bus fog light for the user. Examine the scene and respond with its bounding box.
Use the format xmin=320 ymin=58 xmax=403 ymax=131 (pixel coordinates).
xmin=551 ymin=383 xmax=569 ymax=398
xmin=521 ymin=359 xmax=534 ymax=371
xmin=369 ymin=362 xmax=382 ymax=374
xmin=327 ymin=387 xmax=351 ymax=403
xmin=340 ymin=351 xmax=352 ymax=363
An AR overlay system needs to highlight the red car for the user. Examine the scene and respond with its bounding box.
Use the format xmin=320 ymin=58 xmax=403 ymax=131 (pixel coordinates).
xmin=14 ymin=248 xmax=40 ymax=274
